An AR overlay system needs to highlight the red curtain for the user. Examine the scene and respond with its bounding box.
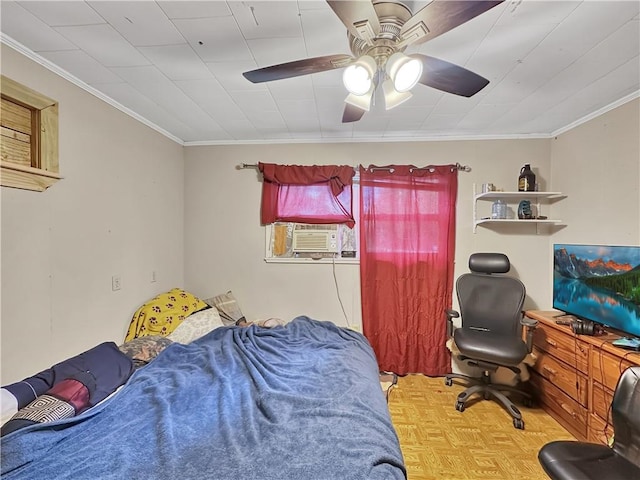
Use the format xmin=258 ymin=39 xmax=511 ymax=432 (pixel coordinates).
xmin=258 ymin=163 xmax=355 ymax=227
xmin=359 ymin=164 xmax=458 ymax=375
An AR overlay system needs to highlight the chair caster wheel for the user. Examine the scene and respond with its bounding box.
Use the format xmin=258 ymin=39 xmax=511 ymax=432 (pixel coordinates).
xmin=455 ymin=401 xmax=465 ymax=412
xmin=445 ymin=377 xmax=453 ymax=386
xmin=513 ymin=418 xmax=524 ymax=430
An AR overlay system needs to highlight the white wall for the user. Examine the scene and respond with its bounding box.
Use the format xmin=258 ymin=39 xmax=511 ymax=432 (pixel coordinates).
xmin=183 ymin=139 xmax=555 ymax=326
xmin=183 ymin=145 xmax=364 ymax=327
xmin=0 ymin=45 xmax=186 ymax=383
xmin=183 ymin=100 xmax=639 ymax=330
xmin=550 ymin=99 xmax=640 ymax=249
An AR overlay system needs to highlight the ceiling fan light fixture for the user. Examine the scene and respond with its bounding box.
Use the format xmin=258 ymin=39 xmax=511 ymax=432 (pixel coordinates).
xmin=344 ymin=90 xmax=373 ymax=112
xmin=386 ymin=52 xmax=423 ymax=92
xmin=382 ymin=79 xmax=413 ymax=110
xmin=343 ymin=55 xmax=377 ymax=95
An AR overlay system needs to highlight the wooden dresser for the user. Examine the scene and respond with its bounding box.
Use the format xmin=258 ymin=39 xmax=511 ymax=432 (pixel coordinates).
xmin=525 ymin=310 xmax=640 ymax=444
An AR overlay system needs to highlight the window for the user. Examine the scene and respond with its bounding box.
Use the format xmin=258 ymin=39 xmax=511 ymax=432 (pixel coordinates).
xmin=1 ymin=75 xmax=60 ymax=191
xmin=361 ymin=180 xmax=447 ymax=254
xmin=264 ymin=177 xmax=360 ymax=263
xmin=259 ymin=162 xmax=355 ymax=227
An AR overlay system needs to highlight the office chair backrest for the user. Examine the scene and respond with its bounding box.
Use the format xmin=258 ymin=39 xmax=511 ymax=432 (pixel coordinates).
xmin=456 ymin=253 xmax=526 ymax=338
xmin=612 ymin=366 xmax=640 ymax=467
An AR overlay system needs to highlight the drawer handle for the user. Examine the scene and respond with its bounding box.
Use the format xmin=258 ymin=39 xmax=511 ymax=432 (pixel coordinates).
xmin=543 ymin=365 xmax=558 ymax=376
xmin=560 ymin=403 xmax=577 ymax=418
xmin=546 ymin=339 xmax=557 ymax=347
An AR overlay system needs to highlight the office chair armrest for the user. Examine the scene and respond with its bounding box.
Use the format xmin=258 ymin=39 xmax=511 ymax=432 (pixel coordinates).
xmin=446 ymin=309 xmax=459 ymax=338
xmin=521 ymin=316 xmax=538 ymax=352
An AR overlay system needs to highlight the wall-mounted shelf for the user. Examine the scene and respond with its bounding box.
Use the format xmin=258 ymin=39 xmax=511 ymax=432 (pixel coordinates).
xmin=473 ymin=187 xmax=566 ymax=233
xmin=474 ymin=191 xmax=565 ymax=201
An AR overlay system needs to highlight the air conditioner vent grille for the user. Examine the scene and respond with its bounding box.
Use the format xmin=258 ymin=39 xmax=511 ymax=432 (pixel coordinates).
xmin=292 ymin=225 xmax=339 ymax=253
xmin=295 ymin=234 xmax=334 ymax=251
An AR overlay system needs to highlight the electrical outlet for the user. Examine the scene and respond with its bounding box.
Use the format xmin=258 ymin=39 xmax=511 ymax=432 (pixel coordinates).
xmin=112 ymin=275 xmax=122 ymax=291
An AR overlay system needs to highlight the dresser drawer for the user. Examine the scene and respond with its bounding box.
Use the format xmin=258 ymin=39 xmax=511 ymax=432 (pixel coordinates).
xmin=533 ymin=324 xmax=589 ymax=373
xmin=588 ymin=413 xmax=614 ymax=446
xmin=530 ymin=371 xmax=588 ymax=440
xmin=591 ymin=382 xmax=614 ymax=422
xmin=590 ymin=349 xmax=636 ymax=391
xmin=532 ymin=348 xmax=588 ymax=406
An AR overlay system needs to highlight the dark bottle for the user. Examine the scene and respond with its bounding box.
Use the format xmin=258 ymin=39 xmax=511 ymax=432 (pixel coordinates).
xmin=518 ymin=164 xmax=536 ymax=192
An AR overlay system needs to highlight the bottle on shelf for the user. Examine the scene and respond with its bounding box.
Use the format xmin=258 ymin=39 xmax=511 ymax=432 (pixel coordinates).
xmin=518 ymin=164 xmax=536 ymax=192
xmin=491 ymin=199 xmax=507 ymax=219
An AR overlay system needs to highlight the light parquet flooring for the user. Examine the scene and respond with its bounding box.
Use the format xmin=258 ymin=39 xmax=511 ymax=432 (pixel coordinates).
xmin=387 ymin=375 xmax=576 ymax=480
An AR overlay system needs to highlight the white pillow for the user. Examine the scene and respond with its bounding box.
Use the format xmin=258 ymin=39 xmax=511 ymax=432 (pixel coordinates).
xmin=1 ymin=388 xmax=18 ymax=427
xmin=167 ymin=308 xmax=224 ymax=344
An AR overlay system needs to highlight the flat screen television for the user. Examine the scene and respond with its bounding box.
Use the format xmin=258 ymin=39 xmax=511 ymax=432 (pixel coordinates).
xmin=553 ymin=244 xmax=640 ymax=338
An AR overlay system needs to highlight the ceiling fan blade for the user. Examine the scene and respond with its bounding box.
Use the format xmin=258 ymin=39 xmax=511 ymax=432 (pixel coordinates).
xmin=342 ymin=103 xmax=366 ymax=123
xmin=327 ymin=1 xmax=380 ymax=43
xmin=243 ymin=54 xmax=354 ymax=83
xmin=415 ymin=54 xmax=489 ymax=97
xmin=400 ymin=1 xmax=504 ymax=47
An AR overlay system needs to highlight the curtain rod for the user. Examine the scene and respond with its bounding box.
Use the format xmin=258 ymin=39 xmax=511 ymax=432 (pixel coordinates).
xmin=237 ymin=163 xmax=260 ymax=170
xmin=237 ymin=162 xmax=471 ymax=172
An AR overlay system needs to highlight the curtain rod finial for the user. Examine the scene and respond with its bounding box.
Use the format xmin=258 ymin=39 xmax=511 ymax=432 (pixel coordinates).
xmin=238 ymin=163 xmax=259 ymax=170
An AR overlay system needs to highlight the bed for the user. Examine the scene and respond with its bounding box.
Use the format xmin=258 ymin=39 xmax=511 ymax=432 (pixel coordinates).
xmin=1 ymin=316 xmax=406 ymax=479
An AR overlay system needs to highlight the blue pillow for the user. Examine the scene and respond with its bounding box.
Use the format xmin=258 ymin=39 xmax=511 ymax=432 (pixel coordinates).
xmin=3 ymin=342 xmax=134 ymax=409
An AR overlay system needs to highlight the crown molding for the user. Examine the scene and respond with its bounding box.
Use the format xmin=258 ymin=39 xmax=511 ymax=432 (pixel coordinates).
xmin=1 ymin=34 xmax=184 ymax=146
xmin=550 ymin=91 xmax=640 ymax=137
xmin=182 ymin=132 xmax=552 ymax=147
xmin=3 ymin=33 xmax=637 ymax=148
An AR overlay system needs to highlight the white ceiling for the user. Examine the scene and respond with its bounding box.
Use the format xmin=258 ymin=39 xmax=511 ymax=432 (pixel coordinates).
xmin=1 ymin=1 xmax=639 ymax=145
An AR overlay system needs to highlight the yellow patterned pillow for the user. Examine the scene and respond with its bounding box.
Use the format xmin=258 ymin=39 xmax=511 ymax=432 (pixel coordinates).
xmin=124 ymin=288 xmax=208 ymax=341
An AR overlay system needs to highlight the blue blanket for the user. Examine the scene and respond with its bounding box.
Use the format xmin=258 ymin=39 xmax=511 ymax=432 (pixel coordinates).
xmin=1 ymin=317 xmax=406 ymax=480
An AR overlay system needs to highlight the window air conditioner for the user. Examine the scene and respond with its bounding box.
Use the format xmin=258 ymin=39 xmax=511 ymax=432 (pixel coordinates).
xmin=292 ymin=224 xmax=339 ymax=253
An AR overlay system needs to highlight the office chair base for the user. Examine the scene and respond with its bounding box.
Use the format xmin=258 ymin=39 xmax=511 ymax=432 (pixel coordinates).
xmin=445 ymin=372 xmax=532 ymax=430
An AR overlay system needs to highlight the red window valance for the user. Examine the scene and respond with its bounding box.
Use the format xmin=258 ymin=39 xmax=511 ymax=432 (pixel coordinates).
xmin=258 ymin=163 xmax=355 ymax=227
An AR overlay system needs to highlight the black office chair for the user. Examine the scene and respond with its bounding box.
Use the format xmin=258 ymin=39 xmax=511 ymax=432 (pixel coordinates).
xmin=538 ymin=366 xmax=640 ymax=480
xmin=444 ymin=253 xmax=537 ymax=429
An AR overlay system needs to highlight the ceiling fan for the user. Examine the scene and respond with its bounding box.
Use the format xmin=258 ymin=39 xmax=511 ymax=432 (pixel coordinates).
xmin=243 ymin=1 xmax=504 ymax=123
